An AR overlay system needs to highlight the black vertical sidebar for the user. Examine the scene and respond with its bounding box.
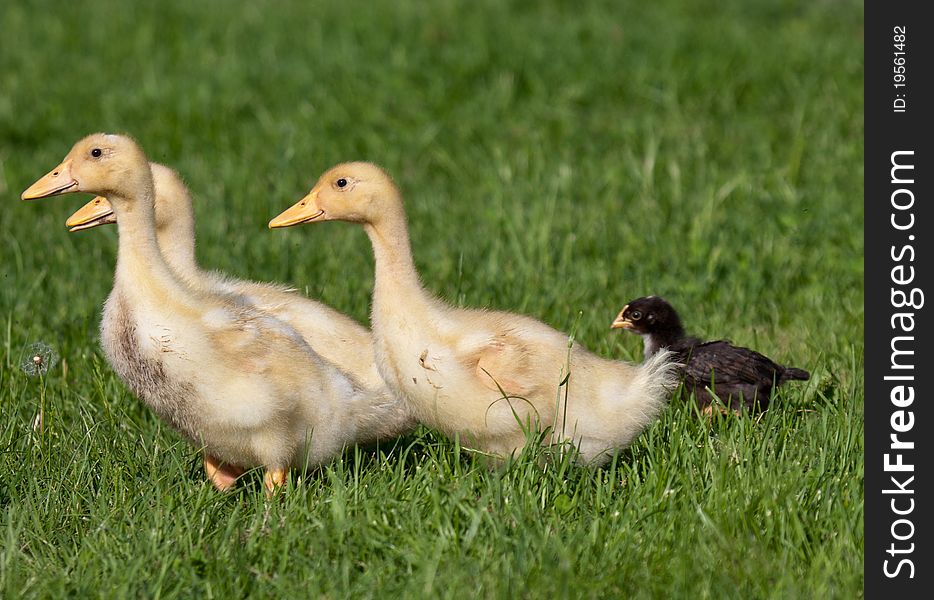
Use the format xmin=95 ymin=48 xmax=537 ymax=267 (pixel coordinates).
xmin=865 ymin=1 xmax=931 ymax=597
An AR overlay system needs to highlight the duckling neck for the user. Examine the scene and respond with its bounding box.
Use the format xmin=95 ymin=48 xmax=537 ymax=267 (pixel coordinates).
xmin=111 ymin=193 xmax=190 ymax=298
xmin=156 ymin=212 xmax=200 ymax=281
xmin=364 ymin=212 xmax=433 ymax=312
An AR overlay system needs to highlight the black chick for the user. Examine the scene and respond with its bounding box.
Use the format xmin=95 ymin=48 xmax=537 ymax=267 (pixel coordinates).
xmin=611 ymin=296 xmax=809 ymax=413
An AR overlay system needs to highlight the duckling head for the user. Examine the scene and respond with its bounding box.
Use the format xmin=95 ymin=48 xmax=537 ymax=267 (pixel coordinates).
xmin=22 ymin=133 xmax=152 ymax=204
xmin=65 ymin=162 xmax=192 ymax=233
xmin=269 ymin=162 xmax=400 ymax=229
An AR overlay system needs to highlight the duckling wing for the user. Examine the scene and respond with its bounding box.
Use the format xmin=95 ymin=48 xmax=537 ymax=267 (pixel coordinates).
xmin=474 ymin=335 xmax=535 ymax=396
xmin=200 ymin=307 xmax=312 ymax=378
xmin=465 ymin=312 xmax=578 ymax=398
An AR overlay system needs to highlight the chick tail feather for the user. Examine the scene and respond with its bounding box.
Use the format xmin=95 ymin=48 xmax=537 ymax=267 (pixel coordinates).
xmin=781 ymin=367 xmax=810 ymax=382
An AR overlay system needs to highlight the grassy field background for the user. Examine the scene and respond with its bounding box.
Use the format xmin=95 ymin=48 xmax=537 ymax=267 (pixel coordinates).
xmin=1 ymin=0 xmax=863 ymax=597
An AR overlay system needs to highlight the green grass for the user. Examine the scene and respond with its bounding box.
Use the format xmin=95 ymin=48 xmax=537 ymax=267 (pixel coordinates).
xmin=1 ymin=0 xmax=863 ymax=597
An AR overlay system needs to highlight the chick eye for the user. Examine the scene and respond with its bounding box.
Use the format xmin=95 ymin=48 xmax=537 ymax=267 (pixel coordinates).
xmin=630 ymin=310 xmax=642 ymax=320
xmin=91 ymin=148 xmax=102 ymax=158
xmin=335 ymin=178 xmax=348 ymax=189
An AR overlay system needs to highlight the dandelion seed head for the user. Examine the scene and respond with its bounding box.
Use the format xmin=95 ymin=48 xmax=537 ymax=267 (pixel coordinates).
xmin=20 ymin=341 xmax=58 ymax=377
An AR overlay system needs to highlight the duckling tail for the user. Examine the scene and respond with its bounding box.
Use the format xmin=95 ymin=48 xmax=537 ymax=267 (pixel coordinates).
xmin=634 ymin=348 xmax=681 ymax=412
xmin=645 ymin=348 xmax=681 ymax=390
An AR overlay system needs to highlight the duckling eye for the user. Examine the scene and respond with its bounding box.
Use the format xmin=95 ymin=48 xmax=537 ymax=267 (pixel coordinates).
xmin=335 ymin=178 xmax=348 ymax=189
xmin=91 ymin=148 xmax=102 ymax=158
xmin=630 ymin=310 xmax=642 ymax=320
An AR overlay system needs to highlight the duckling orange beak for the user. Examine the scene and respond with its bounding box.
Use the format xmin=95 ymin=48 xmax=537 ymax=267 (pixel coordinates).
xmin=610 ymin=305 xmax=633 ymax=329
xmin=268 ymin=190 xmax=325 ymax=228
xmin=22 ymin=159 xmax=79 ymax=200
xmin=66 ymin=196 xmax=116 ymax=232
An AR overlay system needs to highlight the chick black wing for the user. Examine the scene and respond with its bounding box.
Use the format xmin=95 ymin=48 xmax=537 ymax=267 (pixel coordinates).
xmin=684 ymin=341 xmax=782 ymax=384
xmin=672 ymin=340 xmax=783 ymax=411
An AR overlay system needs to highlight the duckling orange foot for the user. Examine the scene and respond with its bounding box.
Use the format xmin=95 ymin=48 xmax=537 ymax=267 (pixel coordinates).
xmin=204 ymin=454 xmax=245 ymax=491
xmin=263 ymin=468 xmax=288 ymax=497
xmin=701 ymin=404 xmax=741 ymax=418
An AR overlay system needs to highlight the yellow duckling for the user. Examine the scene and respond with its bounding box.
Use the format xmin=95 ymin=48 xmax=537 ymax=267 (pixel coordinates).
xmin=23 ymin=137 xmax=409 ymax=492
xmin=66 ymin=162 xmax=399 ymax=394
xmin=270 ymin=163 xmax=676 ymax=463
